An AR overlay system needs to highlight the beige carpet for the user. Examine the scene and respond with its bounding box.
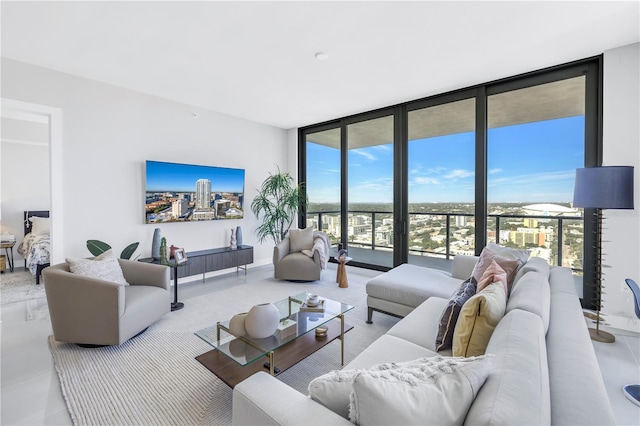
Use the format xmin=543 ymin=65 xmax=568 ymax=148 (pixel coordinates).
xmin=49 ymin=265 xmax=399 ymax=425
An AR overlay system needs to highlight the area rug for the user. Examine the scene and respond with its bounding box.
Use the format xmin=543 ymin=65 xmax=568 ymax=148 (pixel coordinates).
xmin=0 ymin=267 xmax=45 ymax=305
xmin=48 ymin=266 xmax=399 ymax=425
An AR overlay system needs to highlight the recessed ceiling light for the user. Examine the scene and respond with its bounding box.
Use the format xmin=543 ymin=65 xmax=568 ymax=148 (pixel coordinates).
xmin=315 ymin=52 xmax=329 ymax=61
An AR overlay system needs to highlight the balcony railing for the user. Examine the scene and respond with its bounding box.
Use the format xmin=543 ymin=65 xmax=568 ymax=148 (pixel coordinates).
xmin=307 ymin=210 xmax=584 ymax=273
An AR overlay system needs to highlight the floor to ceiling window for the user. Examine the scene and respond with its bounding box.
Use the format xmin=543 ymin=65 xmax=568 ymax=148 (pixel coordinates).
xmin=487 ymin=75 xmax=588 ymax=296
xmin=304 ymin=127 xmax=342 ymax=246
xmin=407 ymin=97 xmax=476 ymax=267
xmin=300 ymin=57 xmax=600 ymax=305
xmin=346 ymin=114 xmax=395 ymax=268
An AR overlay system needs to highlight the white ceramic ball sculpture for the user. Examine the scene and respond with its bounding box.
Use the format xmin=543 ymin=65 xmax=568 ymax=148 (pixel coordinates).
xmin=245 ymin=303 xmax=280 ymax=339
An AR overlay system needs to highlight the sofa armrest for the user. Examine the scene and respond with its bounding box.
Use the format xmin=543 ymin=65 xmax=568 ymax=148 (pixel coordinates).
xmin=451 ymin=254 xmax=478 ymax=280
xmin=119 ymin=259 xmax=170 ymax=291
xmin=232 ymin=372 xmax=352 ymax=426
xmin=273 ymin=238 xmax=290 ymax=264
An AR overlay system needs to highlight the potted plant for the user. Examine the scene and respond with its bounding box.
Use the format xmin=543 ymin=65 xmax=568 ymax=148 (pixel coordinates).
xmin=251 ymin=167 xmax=308 ymax=245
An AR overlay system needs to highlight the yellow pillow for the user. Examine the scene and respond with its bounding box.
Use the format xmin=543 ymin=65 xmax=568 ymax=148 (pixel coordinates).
xmin=452 ymin=282 xmax=506 ymax=357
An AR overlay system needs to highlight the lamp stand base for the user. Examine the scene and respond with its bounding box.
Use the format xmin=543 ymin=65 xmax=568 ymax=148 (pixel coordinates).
xmin=589 ymin=328 xmax=615 ymax=343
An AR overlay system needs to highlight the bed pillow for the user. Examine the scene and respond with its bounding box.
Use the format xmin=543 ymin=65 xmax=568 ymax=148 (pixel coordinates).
xmin=66 ymin=250 xmax=129 ymax=285
xmin=453 ymin=282 xmax=507 ymax=357
xmin=477 ymin=260 xmax=508 ymax=295
xmin=348 ymin=355 xmax=494 ymax=426
xmin=29 ymin=216 xmax=50 ymax=235
xmin=289 ymin=227 xmax=314 ymax=253
xmin=435 ymin=277 xmax=477 ymax=352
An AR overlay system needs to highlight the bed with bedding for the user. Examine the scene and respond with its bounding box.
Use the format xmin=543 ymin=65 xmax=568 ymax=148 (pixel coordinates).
xmin=17 ymin=211 xmax=50 ymax=284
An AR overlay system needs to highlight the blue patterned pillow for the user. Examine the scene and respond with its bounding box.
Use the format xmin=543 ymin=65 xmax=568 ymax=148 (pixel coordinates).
xmin=435 ymin=276 xmax=477 ymax=351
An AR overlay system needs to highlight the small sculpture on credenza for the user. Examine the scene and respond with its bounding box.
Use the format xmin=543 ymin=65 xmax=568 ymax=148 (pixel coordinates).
xmin=230 ymin=228 xmax=237 ymax=250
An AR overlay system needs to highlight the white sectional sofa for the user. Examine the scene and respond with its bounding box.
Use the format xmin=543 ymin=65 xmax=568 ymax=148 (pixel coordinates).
xmin=232 ymin=255 xmax=615 ymax=425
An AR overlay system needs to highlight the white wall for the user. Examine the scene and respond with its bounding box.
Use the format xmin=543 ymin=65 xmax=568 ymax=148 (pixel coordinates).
xmin=1 ymin=58 xmax=288 ymax=274
xmin=0 ymin=118 xmax=50 ymax=265
xmin=602 ymin=42 xmax=640 ymax=332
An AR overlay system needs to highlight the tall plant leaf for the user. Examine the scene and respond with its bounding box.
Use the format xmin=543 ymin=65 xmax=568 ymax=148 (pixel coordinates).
xmin=120 ymin=242 xmax=140 ymax=260
xmin=86 ymin=240 xmax=111 ymax=256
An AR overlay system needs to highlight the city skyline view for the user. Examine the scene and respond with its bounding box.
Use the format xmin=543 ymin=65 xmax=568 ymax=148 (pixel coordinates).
xmin=306 ymin=115 xmax=584 ymax=204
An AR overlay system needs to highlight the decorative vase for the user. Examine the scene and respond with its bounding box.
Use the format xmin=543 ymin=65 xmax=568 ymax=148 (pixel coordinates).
xmin=230 ymin=228 xmax=237 ymax=250
xmin=229 ymin=312 xmax=248 ymax=337
xmin=236 ymin=225 xmax=243 ymax=246
xmin=245 ymin=303 xmax=280 ymax=339
xmin=170 ymin=245 xmax=177 ymax=259
xmin=151 ymin=228 xmax=161 ymax=260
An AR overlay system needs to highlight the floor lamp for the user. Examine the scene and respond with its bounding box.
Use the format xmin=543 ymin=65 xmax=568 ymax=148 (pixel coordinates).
xmin=573 ymin=166 xmax=634 ymax=343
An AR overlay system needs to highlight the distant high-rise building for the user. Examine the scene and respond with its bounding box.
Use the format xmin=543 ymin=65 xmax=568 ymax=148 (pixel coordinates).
xmin=195 ymin=179 xmax=212 ymax=210
xmin=172 ymin=199 xmax=189 ymax=219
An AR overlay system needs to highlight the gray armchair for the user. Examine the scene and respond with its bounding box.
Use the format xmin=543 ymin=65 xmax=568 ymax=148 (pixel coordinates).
xmin=42 ymin=259 xmax=171 ymax=346
xmin=273 ymin=230 xmax=328 ymax=281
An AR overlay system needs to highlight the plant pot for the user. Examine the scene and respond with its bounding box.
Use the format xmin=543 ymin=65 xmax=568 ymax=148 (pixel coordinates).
xmin=245 ymin=303 xmax=280 ymax=339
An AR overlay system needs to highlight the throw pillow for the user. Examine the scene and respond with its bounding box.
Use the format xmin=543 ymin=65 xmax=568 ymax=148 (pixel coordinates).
xmin=487 ymin=242 xmax=530 ymax=264
xmin=29 ymin=216 xmax=50 ymax=235
xmin=453 ymin=282 xmax=506 ymax=357
xmin=435 ymin=277 xmax=477 ymax=352
xmin=348 ymin=355 xmax=494 ymax=425
xmin=477 ymin=259 xmax=508 ymax=295
xmin=309 ymin=369 xmax=363 ymax=419
xmin=289 ymin=227 xmax=314 ymax=253
xmin=66 ymin=250 xmax=129 ymax=285
xmin=472 ymin=247 xmax=522 ymax=291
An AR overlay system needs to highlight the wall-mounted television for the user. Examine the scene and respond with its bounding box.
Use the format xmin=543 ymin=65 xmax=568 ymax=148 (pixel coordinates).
xmin=145 ymin=160 xmax=245 ymax=223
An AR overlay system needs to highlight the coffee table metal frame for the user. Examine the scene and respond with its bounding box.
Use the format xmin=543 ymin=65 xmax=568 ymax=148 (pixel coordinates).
xmin=195 ymin=292 xmax=352 ymax=377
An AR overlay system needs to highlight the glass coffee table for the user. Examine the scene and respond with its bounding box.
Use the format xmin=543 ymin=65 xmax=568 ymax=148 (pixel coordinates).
xmin=194 ymin=292 xmax=353 ymax=388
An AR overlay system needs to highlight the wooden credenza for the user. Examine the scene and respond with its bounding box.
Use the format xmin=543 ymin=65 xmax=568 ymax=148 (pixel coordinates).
xmin=177 ymin=245 xmax=254 ymax=279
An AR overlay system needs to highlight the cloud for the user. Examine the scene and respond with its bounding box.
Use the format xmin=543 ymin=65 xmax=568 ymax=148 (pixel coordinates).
xmin=489 ymin=168 xmax=503 ymax=175
xmin=351 ymin=149 xmax=377 ymax=161
xmin=414 ymin=177 xmax=441 ymax=185
xmin=444 ymin=169 xmax=474 ymax=179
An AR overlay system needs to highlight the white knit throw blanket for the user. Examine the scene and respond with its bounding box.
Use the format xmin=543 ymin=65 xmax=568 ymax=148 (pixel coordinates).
xmin=302 ymin=231 xmax=330 ymax=269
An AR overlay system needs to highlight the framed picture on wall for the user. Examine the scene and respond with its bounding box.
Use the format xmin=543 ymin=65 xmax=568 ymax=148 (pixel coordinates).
xmin=174 ymin=248 xmax=188 ymax=264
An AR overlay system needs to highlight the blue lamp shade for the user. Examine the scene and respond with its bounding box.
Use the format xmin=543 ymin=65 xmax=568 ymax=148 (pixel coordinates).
xmin=573 ymin=166 xmax=634 ymax=209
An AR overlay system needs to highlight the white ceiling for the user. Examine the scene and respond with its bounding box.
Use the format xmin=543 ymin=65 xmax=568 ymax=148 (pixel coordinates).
xmin=2 ymin=1 xmax=639 ymax=130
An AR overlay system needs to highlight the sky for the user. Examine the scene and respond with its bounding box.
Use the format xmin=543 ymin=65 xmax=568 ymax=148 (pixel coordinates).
xmin=306 ymin=115 xmax=585 ymax=204
xmin=145 ymin=160 xmax=245 ymax=193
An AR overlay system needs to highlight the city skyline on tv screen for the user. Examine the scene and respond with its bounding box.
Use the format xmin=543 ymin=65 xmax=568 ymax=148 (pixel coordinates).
xmin=145 ymin=160 xmax=245 ymax=223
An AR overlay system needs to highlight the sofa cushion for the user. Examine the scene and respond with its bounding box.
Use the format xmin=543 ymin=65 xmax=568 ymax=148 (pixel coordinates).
xmin=453 ymin=282 xmax=506 ymax=357
xmin=477 ymin=260 xmax=507 ymax=294
xmin=66 ymin=250 xmax=129 ymax=286
xmin=349 ymin=355 xmax=494 ymax=426
xmin=435 ymin=277 xmax=477 ymax=352
xmin=289 ymin=227 xmax=314 ymax=253
xmin=464 ymin=310 xmax=550 ymax=425
xmin=472 ymin=247 xmax=522 ymax=292
xmin=513 ymin=256 xmax=550 ymax=287
xmin=386 ymin=296 xmax=449 ymax=352
xmin=343 ymin=334 xmax=437 ymax=371
xmin=506 ymin=271 xmax=551 ymax=333
xmin=366 ymin=264 xmax=460 ymax=309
